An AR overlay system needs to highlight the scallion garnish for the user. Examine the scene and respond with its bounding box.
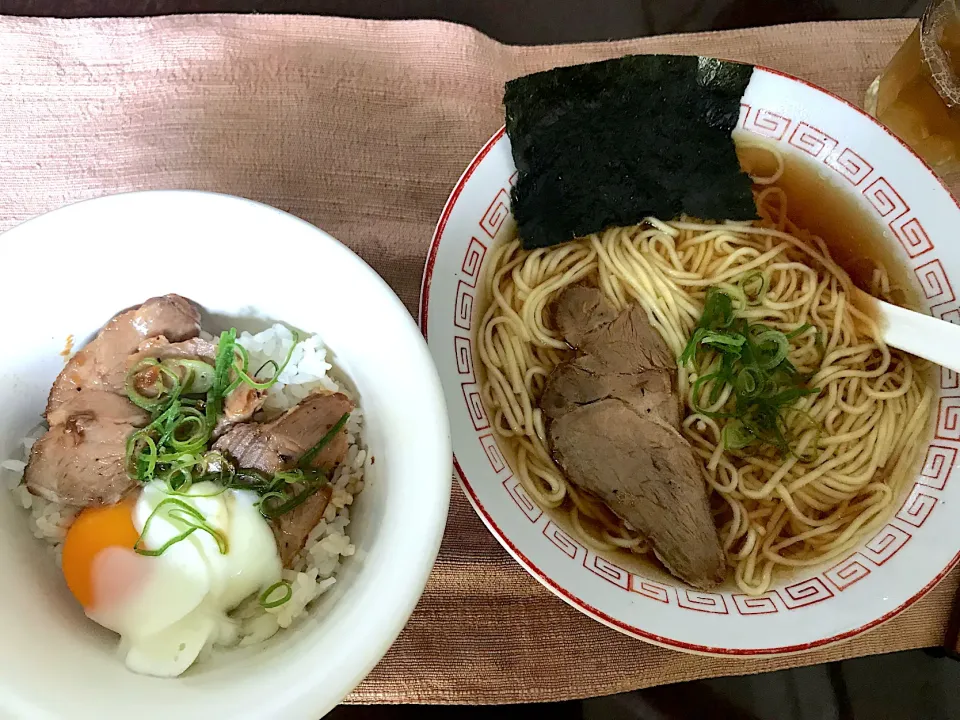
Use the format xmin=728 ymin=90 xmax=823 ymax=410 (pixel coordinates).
xmin=166 ymin=408 xmax=208 ymax=455
xmin=124 ymin=359 xmax=182 ymax=412
xmin=134 ymin=497 xmax=229 ymax=557
xmin=681 ymin=285 xmax=822 ymax=457
xmin=122 ymin=326 xmax=332 ymax=520
xmin=298 ymin=412 xmax=350 ymax=470
xmin=255 ymin=359 xmax=279 ymax=378
xmin=736 ymin=271 xmax=767 ymax=305
xmin=206 ymin=328 xmax=238 ymax=429
xmin=173 ymin=358 xmax=216 ymax=394
xmin=228 ymin=333 xmax=299 ymax=392
xmin=258 ymin=477 xmax=326 ymax=519
xmin=126 ymin=432 xmax=158 ymax=482
xmin=259 ymin=580 xmax=293 ymax=609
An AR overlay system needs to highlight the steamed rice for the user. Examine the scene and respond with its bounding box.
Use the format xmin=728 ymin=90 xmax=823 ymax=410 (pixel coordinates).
xmin=0 ymin=324 xmax=367 ymax=651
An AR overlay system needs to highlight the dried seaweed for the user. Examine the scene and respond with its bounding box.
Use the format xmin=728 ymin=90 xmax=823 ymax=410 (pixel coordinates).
xmin=505 ymin=55 xmax=757 ymax=249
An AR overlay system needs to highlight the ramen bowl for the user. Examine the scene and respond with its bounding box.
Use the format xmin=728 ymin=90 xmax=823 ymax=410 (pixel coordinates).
xmin=0 ymin=191 xmax=451 ymax=718
xmin=420 ymin=66 xmax=960 ymax=655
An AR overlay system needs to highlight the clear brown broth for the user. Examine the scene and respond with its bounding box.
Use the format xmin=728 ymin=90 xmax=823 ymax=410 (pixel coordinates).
xmin=736 ymin=142 xmax=923 ymax=313
xmin=471 ymin=146 xmax=931 ymax=584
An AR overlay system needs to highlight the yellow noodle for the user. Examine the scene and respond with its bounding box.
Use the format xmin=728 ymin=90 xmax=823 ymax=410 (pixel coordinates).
xmin=476 ymin=153 xmax=933 ymax=596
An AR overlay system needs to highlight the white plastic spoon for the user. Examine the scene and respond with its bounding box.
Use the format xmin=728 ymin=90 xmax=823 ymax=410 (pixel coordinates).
xmin=859 ymin=289 xmax=960 ymax=375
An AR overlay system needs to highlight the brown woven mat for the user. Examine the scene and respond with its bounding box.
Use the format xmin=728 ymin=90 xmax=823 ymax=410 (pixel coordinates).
xmin=0 ymin=14 xmax=956 ymax=705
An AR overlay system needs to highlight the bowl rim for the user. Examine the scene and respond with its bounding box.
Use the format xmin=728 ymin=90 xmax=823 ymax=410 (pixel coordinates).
xmin=419 ymin=64 xmax=960 ymax=656
xmin=0 ymin=189 xmax=452 ymax=716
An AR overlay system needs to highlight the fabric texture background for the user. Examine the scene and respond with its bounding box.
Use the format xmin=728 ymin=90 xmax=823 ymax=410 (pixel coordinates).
xmin=0 ymin=14 xmax=953 ymax=704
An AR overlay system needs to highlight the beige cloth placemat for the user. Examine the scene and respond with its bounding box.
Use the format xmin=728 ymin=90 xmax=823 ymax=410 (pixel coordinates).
xmin=0 ymin=14 xmax=955 ymax=704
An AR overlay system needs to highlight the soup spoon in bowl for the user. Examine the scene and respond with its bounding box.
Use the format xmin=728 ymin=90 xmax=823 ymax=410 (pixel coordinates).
xmin=861 ymin=289 xmax=960 ymax=374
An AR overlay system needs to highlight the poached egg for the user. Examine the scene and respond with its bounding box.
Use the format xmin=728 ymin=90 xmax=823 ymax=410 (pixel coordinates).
xmin=61 ymin=481 xmax=282 ymax=677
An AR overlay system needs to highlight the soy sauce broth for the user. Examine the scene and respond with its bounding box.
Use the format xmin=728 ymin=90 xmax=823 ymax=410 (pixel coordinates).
xmin=735 ymin=141 xmax=923 ymax=312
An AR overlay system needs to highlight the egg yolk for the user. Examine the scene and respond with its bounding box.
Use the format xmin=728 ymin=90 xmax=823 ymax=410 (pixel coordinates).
xmin=62 ymin=498 xmax=139 ymax=608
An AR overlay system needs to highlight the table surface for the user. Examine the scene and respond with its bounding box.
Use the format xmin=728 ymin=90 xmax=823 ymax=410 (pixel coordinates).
xmin=0 ymin=0 xmax=929 ymax=44
xmin=1 ymin=9 xmax=958 ymax=709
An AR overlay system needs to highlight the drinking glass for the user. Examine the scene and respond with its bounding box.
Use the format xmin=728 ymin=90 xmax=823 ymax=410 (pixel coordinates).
xmin=864 ymin=0 xmax=960 ymax=174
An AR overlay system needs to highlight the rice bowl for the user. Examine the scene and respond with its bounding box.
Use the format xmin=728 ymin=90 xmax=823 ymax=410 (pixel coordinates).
xmin=0 ymin=191 xmax=451 ymax=719
xmin=2 ymin=323 xmax=369 ymax=656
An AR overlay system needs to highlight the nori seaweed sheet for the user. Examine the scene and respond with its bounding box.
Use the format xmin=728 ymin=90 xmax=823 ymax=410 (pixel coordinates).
xmin=504 ymin=55 xmax=757 ymax=250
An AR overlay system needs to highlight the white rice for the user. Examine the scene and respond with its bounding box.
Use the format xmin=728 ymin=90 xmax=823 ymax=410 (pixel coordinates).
xmin=2 ymin=432 xmax=78 ymax=563
xmin=1 ymin=323 xmax=367 ymax=652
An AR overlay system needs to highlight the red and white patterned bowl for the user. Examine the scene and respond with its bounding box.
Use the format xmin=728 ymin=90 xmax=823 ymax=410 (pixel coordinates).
xmin=420 ymin=66 xmax=960 ymax=655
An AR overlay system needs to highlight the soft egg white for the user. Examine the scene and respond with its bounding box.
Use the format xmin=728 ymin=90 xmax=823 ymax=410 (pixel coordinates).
xmin=87 ymin=481 xmax=282 ymax=677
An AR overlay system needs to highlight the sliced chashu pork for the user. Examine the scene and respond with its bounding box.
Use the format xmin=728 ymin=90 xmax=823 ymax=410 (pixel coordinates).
xmin=214 ymin=391 xmax=354 ymax=566
xmin=127 ymin=335 xmax=216 ymax=368
xmin=543 ymin=285 xmax=726 ymax=589
xmin=27 ymin=296 xmax=259 ymax=507
xmin=549 ymin=399 xmax=726 ymax=589
xmin=127 ymin=336 xmax=265 ymax=433
xmin=25 ymin=392 xmax=150 ymax=506
xmin=27 ymin=295 xmax=199 ymax=507
xmin=541 ymin=284 xmax=681 ymax=426
xmin=126 ymin=336 xmax=216 ymax=403
xmin=46 ymin=295 xmax=200 ymax=418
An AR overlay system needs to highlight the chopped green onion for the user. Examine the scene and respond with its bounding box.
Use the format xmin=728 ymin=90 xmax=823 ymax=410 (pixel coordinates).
xmin=231 ymin=332 xmax=299 ymax=391
xmin=160 ymin=453 xmax=234 ymax=497
xmin=701 ymin=286 xmax=737 ymax=329
xmin=157 ymin=453 xmax=198 ymax=491
xmin=166 ymin=483 xmax=229 ymax=498
xmin=165 ymin=358 xmax=216 ymax=394
xmin=126 ymin=432 xmax=158 ymax=482
xmin=223 ymin=345 xmax=249 ymax=397
xmin=298 ymin=412 xmax=351 ymax=470
xmin=231 ymin=469 xmax=276 ymax=493
xmin=736 ymin=271 xmax=767 ymax=305
xmin=255 ymin=359 xmax=279 ymax=377
xmin=751 ymin=330 xmax=789 ymax=370
xmin=257 ymin=489 xmax=288 ymax=507
xmin=722 ymin=420 xmax=755 ymax=450
xmin=682 ymin=288 xmax=823 ymax=457
xmin=134 ymin=497 xmax=229 ymax=557
xmin=167 ymin=414 xmax=208 ymax=455
xmin=217 ymin=464 xmax=330 ymax=519
xmin=259 ymin=478 xmax=326 ymax=519
xmin=125 ymin=359 xmax=182 ymax=412
xmin=259 ymin=581 xmax=293 ymax=609
xmin=123 ymin=326 xmax=327 ymax=505
xmin=700 ymin=330 xmax=746 ymax=352
xmin=784 ymin=323 xmax=815 ymax=340
xmin=124 ymin=396 xmax=214 ymax=486
xmin=206 ymin=329 xmax=237 ymax=430
xmin=736 ymin=367 xmax=765 ymax=398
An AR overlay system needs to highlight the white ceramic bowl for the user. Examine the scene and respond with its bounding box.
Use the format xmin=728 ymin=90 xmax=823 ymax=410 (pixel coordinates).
xmin=421 ymin=66 xmax=960 ymax=655
xmin=0 ymin=191 xmax=451 ymax=719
